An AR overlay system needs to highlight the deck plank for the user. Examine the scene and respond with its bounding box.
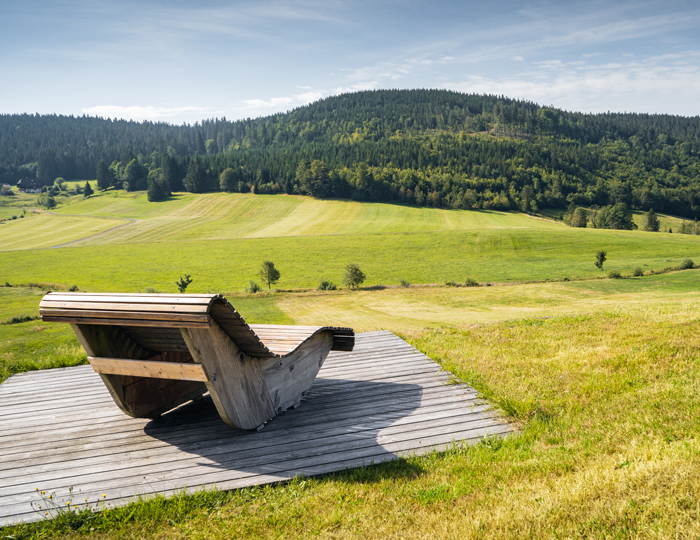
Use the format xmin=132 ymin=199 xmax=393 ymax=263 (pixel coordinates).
xmin=0 ymin=331 xmax=514 ymax=525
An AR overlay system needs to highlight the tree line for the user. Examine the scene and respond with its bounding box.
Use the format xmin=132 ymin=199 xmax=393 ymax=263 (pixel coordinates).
xmin=2 ymin=89 xmax=700 ymax=217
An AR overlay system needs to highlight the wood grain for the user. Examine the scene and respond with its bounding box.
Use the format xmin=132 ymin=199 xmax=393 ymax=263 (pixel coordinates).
xmin=88 ymin=357 xmax=209 ymax=382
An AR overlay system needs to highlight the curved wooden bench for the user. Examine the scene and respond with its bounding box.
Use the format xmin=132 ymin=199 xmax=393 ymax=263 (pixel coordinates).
xmin=40 ymin=292 xmax=354 ymax=430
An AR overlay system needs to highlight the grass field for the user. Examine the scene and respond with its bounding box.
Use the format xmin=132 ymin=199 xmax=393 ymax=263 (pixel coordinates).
xmin=3 ymin=299 xmax=698 ymax=539
xmin=1 ymin=191 xmax=699 ymax=538
xmin=3 ymin=268 xmax=699 ymax=384
xmin=1 ymin=225 xmax=699 ymax=292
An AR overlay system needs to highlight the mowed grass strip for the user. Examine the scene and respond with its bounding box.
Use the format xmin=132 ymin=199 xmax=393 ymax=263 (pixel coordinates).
xmin=0 ymin=213 xmax=130 ymax=251
xmin=3 ymin=302 xmax=698 ymax=539
xmin=46 ymin=191 xmax=558 ymax=246
xmin=1 ymin=225 xmax=699 ymax=290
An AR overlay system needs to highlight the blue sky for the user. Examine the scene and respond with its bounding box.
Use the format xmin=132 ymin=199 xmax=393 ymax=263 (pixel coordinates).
xmin=2 ymin=0 xmax=699 ymax=123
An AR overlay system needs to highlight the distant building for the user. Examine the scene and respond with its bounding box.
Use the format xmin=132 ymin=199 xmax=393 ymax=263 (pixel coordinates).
xmin=16 ymin=178 xmax=50 ymax=193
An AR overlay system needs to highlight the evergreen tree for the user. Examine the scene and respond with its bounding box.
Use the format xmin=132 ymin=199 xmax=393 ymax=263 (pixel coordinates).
xmin=83 ymin=181 xmax=94 ymax=198
xmin=123 ymin=159 xmax=147 ymax=191
xmin=161 ymin=153 xmax=183 ymax=192
xmin=147 ymin=176 xmax=167 ymax=202
xmin=96 ymin=159 xmax=112 ymax=191
xmin=643 ymin=208 xmax=661 ymax=232
xmin=184 ymin=156 xmax=207 ymax=193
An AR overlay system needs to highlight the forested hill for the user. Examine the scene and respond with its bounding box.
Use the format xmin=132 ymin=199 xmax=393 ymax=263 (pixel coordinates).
xmin=2 ymin=89 xmax=700 ymax=218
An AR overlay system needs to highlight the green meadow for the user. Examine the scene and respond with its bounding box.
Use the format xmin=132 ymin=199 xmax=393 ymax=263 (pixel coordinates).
xmin=1 ymin=192 xmax=700 ymax=292
xmin=1 ymin=191 xmax=700 ymax=539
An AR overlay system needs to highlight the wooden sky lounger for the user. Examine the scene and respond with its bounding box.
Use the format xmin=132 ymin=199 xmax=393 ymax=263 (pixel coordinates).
xmin=40 ymin=292 xmax=354 ymax=430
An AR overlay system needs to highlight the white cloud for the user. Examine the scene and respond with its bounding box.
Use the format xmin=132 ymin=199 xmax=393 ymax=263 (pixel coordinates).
xmin=235 ymin=90 xmax=327 ymax=117
xmin=81 ymin=105 xmax=212 ymax=122
xmin=331 ymin=81 xmax=380 ymax=94
xmin=512 ymin=56 xmax=525 ymax=62
xmin=443 ymin=52 xmax=700 ymax=115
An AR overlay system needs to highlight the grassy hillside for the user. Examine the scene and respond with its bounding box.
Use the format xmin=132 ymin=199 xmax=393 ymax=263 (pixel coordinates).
xmin=2 ymin=222 xmax=699 ymax=292
xmin=50 ymin=191 xmax=558 ymax=245
xmin=1 ymin=193 xmax=699 ymax=293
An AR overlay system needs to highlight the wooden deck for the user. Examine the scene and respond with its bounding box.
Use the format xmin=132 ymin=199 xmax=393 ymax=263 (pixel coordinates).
xmin=0 ymin=331 xmax=513 ymax=525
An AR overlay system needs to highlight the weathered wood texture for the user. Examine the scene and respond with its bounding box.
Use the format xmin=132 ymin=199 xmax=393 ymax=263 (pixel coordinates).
xmin=40 ymin=292 xmax=355 ymax=357
xmin=41 ymin=292 xmax=355 ymax=428
xmin=0 ymin=331 xmax=514 ymax=526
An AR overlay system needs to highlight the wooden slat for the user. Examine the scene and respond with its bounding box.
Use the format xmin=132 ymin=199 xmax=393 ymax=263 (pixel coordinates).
xmin=1 ymin=319 xmax=522 ymax=526
xmin=40 ymin=309 xmax=210 ymax=323
xmin=41 ymin=294 xmax=216 ymax=304
xmin=88 ymin=357 xmax=209 ymax=382
xmin=40 ymin=301 xmax=211 ymax=313
xmin=42 ymin=316 xmax=211 ymax=328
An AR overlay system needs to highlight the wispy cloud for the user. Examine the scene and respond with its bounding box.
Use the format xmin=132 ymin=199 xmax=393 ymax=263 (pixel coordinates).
xmin=443 ymin=51 xmax=700 ymax=115
xmin=81 ymin=105 xmax=214 ymax=122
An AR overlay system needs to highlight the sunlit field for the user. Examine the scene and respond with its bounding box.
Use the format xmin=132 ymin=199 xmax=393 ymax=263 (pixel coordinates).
xmin=1 ymin=191 xmax=699 ymax=539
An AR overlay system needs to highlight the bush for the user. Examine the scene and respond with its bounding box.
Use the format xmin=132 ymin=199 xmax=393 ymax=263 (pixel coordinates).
xmin=679 ymin=258 xmax=694 ymax=270
xmin=175 ymin=274 xmax=193 ymax=293
xmin=399 ymin=279 xmax=410 ymax=287
xmin=608 ymin=270 xmax=622 ymax=279
xmin=633 ymin=267 xmax=644 ymax=277
xmin=68 ymin=285 xmax=79 ymax=292
xmin=464 ymin=278 xmax=479 ymax=287
xmin=445 ymin=280 xmax=461 ymax=287
xmin=245 ymin=280 xmax=262 ymax=293
xmin=317 ymin=280 xmax=337 ymax=291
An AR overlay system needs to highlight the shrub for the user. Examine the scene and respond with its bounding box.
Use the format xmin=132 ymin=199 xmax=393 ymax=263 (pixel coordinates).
xmin=679 ymin=258 xmax=694 ymax=270
xmin=399 ymin=279 xmax=410 ymax=287
xmin=68 ymin=285 xmax=79 ymax=292
xmin=464 ymin=278 xmax=479 ymax=287
xmin=245 ymin=280 xmax=262 ymax=293
xmin=317 ymin=280 xmax=337 ymax=291
xmin=608 ymin=270 xmax=622 ymax=279
xmin=633 ymin=267 xmax=644 ymax=277
xmin=445 ymin=280 xmax=461 ymax=287
xmin=175 ymin=274 xmax=193 ymax=293
xmin=2 ymin=315 xmax=39 ymax=325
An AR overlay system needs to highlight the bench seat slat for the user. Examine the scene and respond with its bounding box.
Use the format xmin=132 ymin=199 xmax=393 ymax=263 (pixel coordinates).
xmin=40 ymin=301 xmax=210 ymax=313
xmin=41 ymin=294 xmax=216 ymax=304
xmin=39 ymin=309 xmax=209 ymax=323
xmin=42 ymin=316 xmax=211 ymax=328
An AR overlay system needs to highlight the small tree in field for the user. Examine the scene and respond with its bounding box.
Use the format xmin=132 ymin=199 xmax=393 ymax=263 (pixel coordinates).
xmin=343 ymin=263 xmax=366 ymax=289
xmin=83 ymin=181 xmax=94 ymax=198
xmin=595 ymin=251 xmax=607 ymax=275
xmin=259 ymin=261 xmax=281 ymax=290
xmin=176 ymin=274 xmax=193 ymax=293
xmin=643 ymin=208 xmax=661 ymax=232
